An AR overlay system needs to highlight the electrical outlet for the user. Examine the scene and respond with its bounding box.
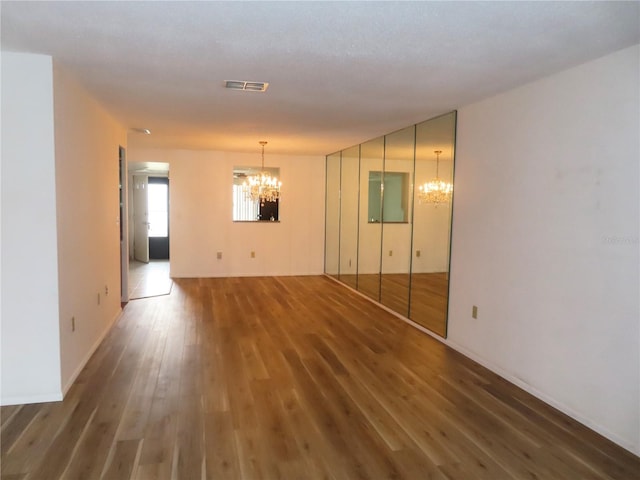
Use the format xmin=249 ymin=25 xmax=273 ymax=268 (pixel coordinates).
xmin=217 ymin=252 xmax=222 ymax=260
xmin=105 ymin=285 xmax=109 ymax=296
xmin=472 ymin=305 xmax=478 ymax=319
xmin=389 ymin=250 xmax=393 ymax=256
xmin=416 ymin=250 xmax=421 ymax=257
xmin=251 ymin=251 xmax=255 ymax=258
xmin=71 ymin=316 xmax=75 ymax=332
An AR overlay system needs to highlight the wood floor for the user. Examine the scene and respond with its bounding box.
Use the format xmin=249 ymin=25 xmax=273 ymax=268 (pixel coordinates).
xmin=1 ymin=276 xmax=638 ymax=479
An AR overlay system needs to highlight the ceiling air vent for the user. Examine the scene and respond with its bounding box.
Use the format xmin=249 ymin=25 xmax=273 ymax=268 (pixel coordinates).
xmin=225 ymin=80 xmax=269 ymax=92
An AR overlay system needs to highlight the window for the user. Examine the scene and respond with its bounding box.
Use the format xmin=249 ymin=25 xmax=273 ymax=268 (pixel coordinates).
xmin=147 ymin=182 xmax=168 ymax=236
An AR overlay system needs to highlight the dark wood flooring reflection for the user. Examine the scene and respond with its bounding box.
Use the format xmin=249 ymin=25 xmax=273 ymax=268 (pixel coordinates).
xmin=1 ymin=276 xmax=638 ymax=479
xmin=338 ymin=273 xmax=449 ymax=336
xmin=408 ymin=273 xmax=449 ymax=337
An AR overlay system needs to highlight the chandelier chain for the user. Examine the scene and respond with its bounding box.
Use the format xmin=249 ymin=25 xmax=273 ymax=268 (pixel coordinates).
xmin=242 ymin=141 xmax=281 ymax=206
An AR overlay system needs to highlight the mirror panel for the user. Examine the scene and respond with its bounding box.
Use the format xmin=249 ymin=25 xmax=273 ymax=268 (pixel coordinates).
xmin=357 ymin=137 xmax=384 ymax=301
xmin=325 ymin=153 xmax=341 ymax=280
xmin=380 ymin=125 xmax=415 ymax=317
xmin=324 ymin=110 xmax=456 ymax=338
xmin=338 ymin=145 xmax=360 ymax=290
xmin=410 ymin=112 xmax=456 ymax=336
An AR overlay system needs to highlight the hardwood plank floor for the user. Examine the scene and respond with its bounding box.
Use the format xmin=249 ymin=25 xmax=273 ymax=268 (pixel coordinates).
xmin=1 ymin=276 xmax=638 ymax=479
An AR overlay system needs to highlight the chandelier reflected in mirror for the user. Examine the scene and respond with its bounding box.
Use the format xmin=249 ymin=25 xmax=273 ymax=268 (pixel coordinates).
xmin=243 ymin=141 xmax=281 ymax=205
xmin=418 ymin=150 xmax=453 ymax=206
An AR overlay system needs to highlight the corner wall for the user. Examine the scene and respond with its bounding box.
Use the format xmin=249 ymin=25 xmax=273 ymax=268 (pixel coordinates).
xmin=1 ymin=52 xmax=62 ymax=404
xmin=448 ymin=44 xmax=639 ymax=454
xmin=53 ymin=64 xmax=127 ymax=392
xmin=128 ymin=148 xmax=325 ymax=277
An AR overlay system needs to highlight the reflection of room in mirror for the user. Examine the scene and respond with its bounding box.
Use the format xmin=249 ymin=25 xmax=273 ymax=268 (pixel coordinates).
xmin=357 ymin=137 xmax=384 ymax=302
xmin=324 ymin=111 xmax=456 ymax=338
xmin=338 ymin=146 xmax=359 ymax=290
xmin=411 ymin=113 xmax=456 ymax=336
xmin=379 ymin=124 xmax=415 ymax=319
xmin=232 ymin=166 xmax=280 ymax=221
xmin=409 ymin=272 xmax=449 ymax=337
xmin=368 ymin=171 xmax=410 ymax=223
xmin=417 ymin=150 xmax=453 ymax=206
xmin=325 ymin=153 xmax=341 ymax=278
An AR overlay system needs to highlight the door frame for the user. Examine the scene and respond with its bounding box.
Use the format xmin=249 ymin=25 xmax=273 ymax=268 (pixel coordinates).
xmin=119 ymin=146 xmax=129 ymax=303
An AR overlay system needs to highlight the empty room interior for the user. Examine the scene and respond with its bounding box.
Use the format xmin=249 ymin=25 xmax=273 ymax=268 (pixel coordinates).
xmin=1 ymin=2 xmax=639 ymax=479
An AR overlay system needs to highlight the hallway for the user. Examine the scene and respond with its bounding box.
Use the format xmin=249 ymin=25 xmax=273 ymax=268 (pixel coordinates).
xmin=128 ymin=260 xmax=172 ymax=300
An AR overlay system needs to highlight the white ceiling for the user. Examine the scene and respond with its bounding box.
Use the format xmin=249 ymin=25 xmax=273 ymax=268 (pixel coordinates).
xmin=1 ymin=1 xmax=638 ymax=156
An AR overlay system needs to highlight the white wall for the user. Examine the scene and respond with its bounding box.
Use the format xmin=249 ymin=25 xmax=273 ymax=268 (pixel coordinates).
xmin=448 ymin=44 xmax=639 ymax=454
xmin=1 ymin=53 xmax=62 ymax=404
xmin=53 ymin=64 xmax=127 ymax=392
xmin=128 ymin=148 xmax=325 ymax=277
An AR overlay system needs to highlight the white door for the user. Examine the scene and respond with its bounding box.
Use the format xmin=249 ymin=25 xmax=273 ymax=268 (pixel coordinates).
xmin=133 ymin=175 xmax=149 ymax=263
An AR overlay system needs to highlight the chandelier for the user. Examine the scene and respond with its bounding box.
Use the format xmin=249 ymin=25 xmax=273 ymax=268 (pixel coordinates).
xmin=418 ymin=150 xmax=453 ymax=206
xmin=243 ymin=141 xmax=281 ymax=205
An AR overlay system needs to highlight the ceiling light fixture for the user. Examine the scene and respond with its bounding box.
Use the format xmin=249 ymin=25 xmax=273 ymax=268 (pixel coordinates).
xmin=243 ymin=141 xmax=281 ymax=205
xmin=225 ymin=80 xmax=269 ymax=92
xmin=418 ymin=150 xmax=453 ymax=206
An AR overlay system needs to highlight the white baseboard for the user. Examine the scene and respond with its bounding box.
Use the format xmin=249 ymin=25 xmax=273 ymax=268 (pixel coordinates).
xmin=170 ymin=271 xmax=324 ymax=279
xmin=444 ymin=339 xmax=640 ymax=457
xmin=61 ymin=308 xmax=122 ymax=396
xmin=1 ymin=391 xmax=63 ymax=406
xmin=323 ymin=274 xmax=640 ymax=457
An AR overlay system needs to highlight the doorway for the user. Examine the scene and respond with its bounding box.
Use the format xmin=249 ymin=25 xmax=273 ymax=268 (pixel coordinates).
xmin=128 ymin=162 xmax=171 ymax=299
xmin=128 ymin=259 xmax=171 ymax=299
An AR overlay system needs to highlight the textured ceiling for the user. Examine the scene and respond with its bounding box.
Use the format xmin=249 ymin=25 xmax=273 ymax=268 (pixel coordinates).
xmin=1 ymin=1 xmax=638 ymax=156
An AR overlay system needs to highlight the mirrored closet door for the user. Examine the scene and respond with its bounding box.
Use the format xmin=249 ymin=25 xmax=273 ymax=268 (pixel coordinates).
xmin=410 ymin=113 xmax=456 ymax=336
xmin=380 ymin=125 xmax=415 ymax=318
xmin=324 ymin=111 xmax=456 ymax=337
xmin=357 ymin=137 xmax=384 ymax=302
xmin=325 ymin=152 xmax=341 ymax=281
